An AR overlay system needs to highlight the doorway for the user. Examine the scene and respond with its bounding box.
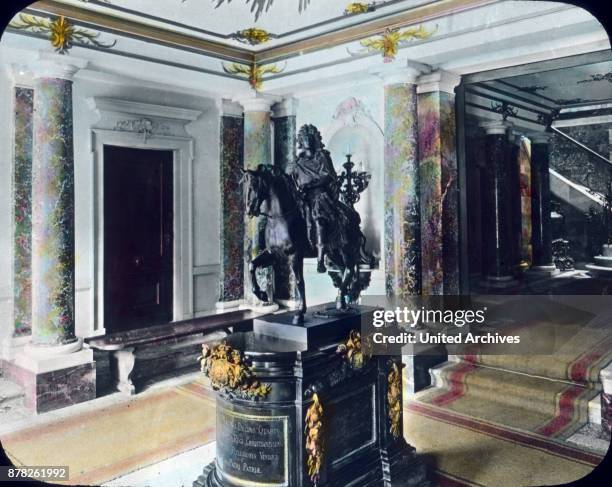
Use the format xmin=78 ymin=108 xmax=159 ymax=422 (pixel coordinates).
xmin=103 ymin=145 xmax=174 ymax=332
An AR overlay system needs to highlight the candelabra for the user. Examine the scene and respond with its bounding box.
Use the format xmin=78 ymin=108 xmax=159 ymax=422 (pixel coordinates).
xmin=337 ymin=153 xmax=371 ymax=207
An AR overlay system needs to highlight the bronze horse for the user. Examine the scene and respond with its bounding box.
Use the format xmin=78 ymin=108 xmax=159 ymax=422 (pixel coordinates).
xmin=243 ymin=164 xmax=366 ymax=324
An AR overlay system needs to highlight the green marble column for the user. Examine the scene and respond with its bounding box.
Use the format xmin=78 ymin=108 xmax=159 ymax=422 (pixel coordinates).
xmin=219 ymin=111 xmax=245 ymax=304
xmin=31 ymin=66 xmax=80 ymax=346
xmin=417 ymin=71 xmax=460 ymax=295
xmin=242 ymin=97 xmax=274 ymax=303
xmin=13 ymin=87 xmax=34 ymax=337
xmin=380 ymin=67 xmax=423 ymax=300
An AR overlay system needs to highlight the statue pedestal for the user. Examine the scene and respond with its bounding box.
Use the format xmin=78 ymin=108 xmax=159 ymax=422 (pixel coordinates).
xmin=194 ymin=304 xmax=429 ymax=487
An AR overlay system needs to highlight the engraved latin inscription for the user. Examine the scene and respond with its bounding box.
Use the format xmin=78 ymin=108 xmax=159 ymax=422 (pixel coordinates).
xmin=217 ymin=407 xmax=288 ymax=487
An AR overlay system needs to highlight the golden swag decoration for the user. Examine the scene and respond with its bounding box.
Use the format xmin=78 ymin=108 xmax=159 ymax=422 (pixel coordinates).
xmin=360 ymin=25 xmax=434 ymax=62
xmin=231 ymin=27 xmax=275 ymax=45
xmin=305 ymin=393 xmax=324 ymax=483
xmin=387 ymin=361 xmax=402 ymax=438
xmin=198 ymin=342 xmax=271 ymax=399
xmin=222 ymin=62 xmax=284 ymax=91
xmin=336 ymin=329 xmax=372 ymax=369
xmin=9 ymin=14 xmax=116 ymax=54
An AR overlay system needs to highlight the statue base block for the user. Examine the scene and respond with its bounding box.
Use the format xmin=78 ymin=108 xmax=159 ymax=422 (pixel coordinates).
xmin=193 ymin=304 xmax=430 ymax=487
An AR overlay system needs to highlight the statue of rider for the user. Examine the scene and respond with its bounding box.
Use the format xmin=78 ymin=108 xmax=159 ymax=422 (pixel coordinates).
xmin=290 ymin=124 xmax=339 ymax=273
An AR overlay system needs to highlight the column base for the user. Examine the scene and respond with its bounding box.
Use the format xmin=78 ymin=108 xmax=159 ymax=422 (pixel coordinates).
xmin=527 ymin=264 xmax=559 ymax=278
xmin=6 ymin=342 xmax=95 ymax=414
xmin=479 ymin=275 xmax=518 ymax=289
xmin=215 ymin=299 xmax=244 ymax=312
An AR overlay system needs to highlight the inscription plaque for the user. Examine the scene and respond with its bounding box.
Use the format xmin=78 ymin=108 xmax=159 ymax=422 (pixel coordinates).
xmin=216 ymin=407 xmax=289 ymax=487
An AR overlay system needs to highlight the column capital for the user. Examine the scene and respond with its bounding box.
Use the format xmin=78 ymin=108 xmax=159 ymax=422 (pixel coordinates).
xmin=272 ymin=97 xmax=298 ymax=118
xmin=529 ymin=131 xmax=553 ymax=144
xmin=218 ymin=98 xmax=244 ymax=117
xmin=416 ymin=70 xmax=461 ymax=95
xmin=370 ymin=60 xmax=431 ymax=86
xmin=30 ymin=52 xmax=87 ymax=81
xmin=235 ymin=94 xmax=280 ymax=113
xmin=480 ymin=120 xmax=512 ymax=135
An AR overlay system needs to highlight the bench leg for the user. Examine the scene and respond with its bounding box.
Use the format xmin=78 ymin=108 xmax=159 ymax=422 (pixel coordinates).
xmin=113 ymin=347 xmax=136 ymax=395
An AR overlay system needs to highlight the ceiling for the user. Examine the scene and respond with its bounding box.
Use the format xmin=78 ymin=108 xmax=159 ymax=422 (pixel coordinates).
xmin=54 ymin=0 xmax=433 ymax=50
xmin=492 ymin=60 xmax=612 ymax=107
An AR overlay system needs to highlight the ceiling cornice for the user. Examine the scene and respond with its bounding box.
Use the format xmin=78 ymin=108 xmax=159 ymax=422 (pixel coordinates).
xmin=28 ymin=0 xmax=254 ymax=63
xmin=254 ymin=0 xmax=499 ymax=63
xmin=27 ymin=0 xmax=499 ymax=67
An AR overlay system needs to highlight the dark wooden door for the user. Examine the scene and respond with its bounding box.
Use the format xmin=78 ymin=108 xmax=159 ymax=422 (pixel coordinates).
xmin=104 ymin=145 xmax=173 ymax=332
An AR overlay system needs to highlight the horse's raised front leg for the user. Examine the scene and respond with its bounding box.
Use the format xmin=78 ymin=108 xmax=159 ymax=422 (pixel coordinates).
xmin=288 ymin=253 xmax=306 ymax=324
xmin=249 ymin=249 xmax=275 ymax=303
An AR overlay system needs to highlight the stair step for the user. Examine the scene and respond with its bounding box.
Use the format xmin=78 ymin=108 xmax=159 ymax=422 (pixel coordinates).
xmin=0 ymin=379 xmax=25 ymax=409
xmin=430 ymin=361 xmax=597 ymax=417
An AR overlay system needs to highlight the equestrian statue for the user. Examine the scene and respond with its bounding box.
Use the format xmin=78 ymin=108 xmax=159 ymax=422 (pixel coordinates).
xmin=243 ymin=124 xmax=373 ymax=324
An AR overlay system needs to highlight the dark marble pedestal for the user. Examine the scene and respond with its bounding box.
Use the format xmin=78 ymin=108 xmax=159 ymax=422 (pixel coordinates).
xmin=194 ymin=304 xmax=429 ymax=487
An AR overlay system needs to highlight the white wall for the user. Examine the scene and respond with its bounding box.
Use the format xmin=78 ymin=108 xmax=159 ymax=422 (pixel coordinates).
xmin=0 ymin=60 xmax=14 ymax=349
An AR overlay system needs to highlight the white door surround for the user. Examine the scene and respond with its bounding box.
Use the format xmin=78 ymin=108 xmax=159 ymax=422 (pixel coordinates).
xmin=88 ymin=97 xmax=201 ymax=335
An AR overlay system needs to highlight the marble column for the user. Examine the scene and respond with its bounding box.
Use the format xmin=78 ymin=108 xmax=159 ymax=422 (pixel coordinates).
xmin=241 ymin=96 xmax=275 ymax=305
xmin=13 ymin=86 xmax=34 ymax=338
xmin=217 ymin=100 xmax=245 ymax=309
xmin=12 ymin=54 xmax=94 ymax=413
xmin=518 ymin=136 xmax=533 ymax=265
xmin=377 ymin=64 xmax=426 ymax=300
xmin=30 ymin=61 xmax=81 ymax=347
xmin=480 ymin=121 xmax=517 ymax=286
xmin=508 ymin=131 xmax=523 ymax=272
xmin=529 ymin=133 xmax=556 ymax=273
xmin=272 ymin=99 xmax=299 ymax=306
xmin=416 ymin=71 xmax=461 ymax=295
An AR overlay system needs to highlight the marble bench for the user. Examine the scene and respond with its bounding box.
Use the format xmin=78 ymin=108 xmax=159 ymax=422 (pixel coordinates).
xmin=86 ymin=310 xmax=256 ymax=395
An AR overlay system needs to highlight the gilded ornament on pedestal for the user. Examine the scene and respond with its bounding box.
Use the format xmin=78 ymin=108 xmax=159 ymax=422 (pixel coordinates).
xmin=198 ymin=342 xmax=271 ymax=399
xmin=336 ymin=329 xmax=372 ymax=369
xmin=387 ymin=361 xmax=402 ymax=438
xmin=9 ymin=14 xmax=116 ymax=54
xmin=222 ymin=62 xmax=285 ymax=91
xmin=231 ymin=27 xmax=275 ymax=45
xmin=305 ymin=392 xmax=324 ymax=484
xmin=359 ymin=25 xmax=434 ymax=62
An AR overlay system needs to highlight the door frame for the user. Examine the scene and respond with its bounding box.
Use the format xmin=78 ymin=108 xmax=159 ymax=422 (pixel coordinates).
xmin=92 ymin=129 xmax=194 ymax=335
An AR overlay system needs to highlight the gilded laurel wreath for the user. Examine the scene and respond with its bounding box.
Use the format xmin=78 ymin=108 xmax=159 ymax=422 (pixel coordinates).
xmin=387 ymin=361 xmax=402 ymax=438
xmin=305 ymin=393 xmax=324 ymax=484
xmin=198 ymin=342 xmax=271 ymax=399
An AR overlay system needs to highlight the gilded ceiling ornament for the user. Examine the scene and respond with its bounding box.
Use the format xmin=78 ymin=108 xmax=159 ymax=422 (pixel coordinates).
xmin=344 ymin=2 xmax=377 ymax=15
xmin=305 ymin=392 xmax=324 ymax=483
xmin=387 ymin=361 xmax=402 ymax=439
xmin=222 ymin=62 xmax=285 ymax=91
xmin=491 ymin=101 xmax=518 ymax=121
xmin=9 ymin=14 xmax=116 ymax=54
xmin=577 ymin=72 xmax=612 ymax=84
xmin=359 ymin=25 xmax=435 ymax=62
xmin=231 ymin=27 xmax=275 ymax=45
xmin=208 ymin=0 xmax=311 ymax=21
xmin=198 ymin=342 xmax=271 ymax=399
xmin=336 ymin=329 xmax=372 ymax=369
